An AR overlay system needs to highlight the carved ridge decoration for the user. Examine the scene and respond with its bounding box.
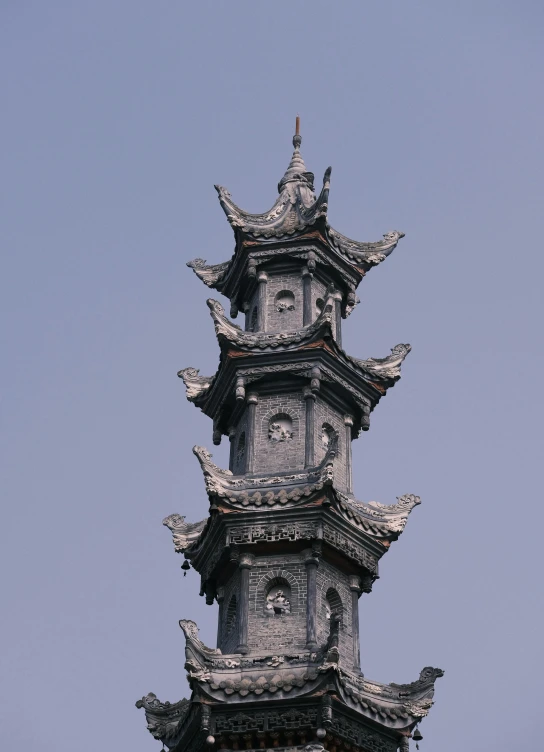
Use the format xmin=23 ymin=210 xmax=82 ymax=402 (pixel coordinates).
xmin=186 ymin=257 xmax=231 ymax=288
xmin=335 ymin=493 xmax=421 ymax=538
xmin=162 ymin=514 xmax=208 ymax=554
xmin=135 ymin=693 xmax=191 ymax=743
xmin=206 ymin=296 xmax=411 ymax=387
xmin=177 ymin=367 xmax=214 ymax=402
xmin=348 ymin=343 xmax=412 ymax=383
xmin=207 ymin=295 xmax=335 ymax=351
xmin=214 ymin=149 xmax=330 ymax=240
xmin=192 ymin=443 xmax=335 ymax=508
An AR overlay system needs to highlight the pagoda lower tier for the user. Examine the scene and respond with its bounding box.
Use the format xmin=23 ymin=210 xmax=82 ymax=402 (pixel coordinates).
xmin=136 ymin=619 xmax=442 ymax=752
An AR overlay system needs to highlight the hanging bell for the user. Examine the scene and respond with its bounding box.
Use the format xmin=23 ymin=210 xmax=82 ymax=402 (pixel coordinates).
xmin=181 ymin=560 xmax=191 ymax=576
xmin=413 ymin=727 xmax=423 ymax=741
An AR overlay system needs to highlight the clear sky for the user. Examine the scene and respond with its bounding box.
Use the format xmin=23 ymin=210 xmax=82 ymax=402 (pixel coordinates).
xmin=1 ymin=2 xmax=543 ymax=750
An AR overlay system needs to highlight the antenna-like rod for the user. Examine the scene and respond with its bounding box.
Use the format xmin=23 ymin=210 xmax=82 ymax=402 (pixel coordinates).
xmin=295 ymin=114 xmax=300 ymax=136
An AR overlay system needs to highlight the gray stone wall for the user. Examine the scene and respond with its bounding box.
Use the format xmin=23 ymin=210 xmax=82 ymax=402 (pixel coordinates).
xmin=314 ymin=396 xmax=348 ymax=492
xmin=266 ymin=273 xmax=304 ymax=333
xmin=247 ymin=554 xmax=307 ymax=653
xmin=255 ymin=392 xmax=305 ymax=473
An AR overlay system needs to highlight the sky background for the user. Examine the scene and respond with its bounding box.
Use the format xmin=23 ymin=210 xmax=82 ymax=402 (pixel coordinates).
xmin=2 ymin=2 xmax=543 ymax=750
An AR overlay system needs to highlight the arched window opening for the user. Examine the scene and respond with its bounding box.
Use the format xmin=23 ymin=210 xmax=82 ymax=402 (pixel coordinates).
xmin=325 ymin=588 xmax=343 ymax=623
xmin=321 ymin=423 xmax=336 ymax=450
xmin=268 ymin=413 xmax=293 ymax=443
xmin=226 ymin=595 xmax=237 ymax=635
xmin=315 ymin=297 xmax=325 ymax=316
xmin=265 ymin=581 xmax=292 ymax=616
xmin=275 ymin=290 xmax=295 ymax=313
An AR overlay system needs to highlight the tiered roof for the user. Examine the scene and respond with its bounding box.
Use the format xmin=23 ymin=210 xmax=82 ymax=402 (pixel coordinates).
xmin=187 ymin=132 xmax=405 ymax=312
xmin=136 ymin=619 xmax=442 ymax=750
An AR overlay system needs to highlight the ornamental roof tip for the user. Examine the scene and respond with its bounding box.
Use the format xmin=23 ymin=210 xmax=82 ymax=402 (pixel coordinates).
xmin=162 ymin=514 xmax=208 ymax=554
xmin=336 ymin=493 xmax=421 ymax=537
xmin=135 ymin=692 xmax=191 ymax=744
xmin=203 ymin=130 xmax=405 ymax=275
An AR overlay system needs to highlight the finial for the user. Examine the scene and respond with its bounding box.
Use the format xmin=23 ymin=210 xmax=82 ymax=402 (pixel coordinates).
xmin=293 ymin=114 xmax=302 ymax=149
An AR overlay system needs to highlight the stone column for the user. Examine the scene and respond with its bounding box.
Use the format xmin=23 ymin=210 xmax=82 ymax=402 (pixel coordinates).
xmin=344 ymin=414 xmax=354 ymax=493
xmin=246 ymin=392 xmax=258 ymax=473
xmin=256 ymin=271 xmax=268 ymax=331
xmin=304 ymin=547 xmax=320 ymax=650
xmin=216 ymin=586 xmax=225 ymax=649
xmin=236 ymin=553 xmax=253 ymax=655
xmin=303 ymin=386 xmax=316 ymax=467
xmin=333 ymin=289 xmax=343 ymax=347
xmin=228 ymin=426 xmax=236 ymax=471
xmin=302 ymin=265 xmax=313 ymax=326
xmin=398 ymin=736 xmax=410 ymax=752
xmin=349 ymin=575 xmax=361 ymax=670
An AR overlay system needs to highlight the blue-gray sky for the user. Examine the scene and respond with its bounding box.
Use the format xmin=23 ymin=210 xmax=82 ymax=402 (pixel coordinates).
xmin=1 ymin=2 xmax=543 ymax=750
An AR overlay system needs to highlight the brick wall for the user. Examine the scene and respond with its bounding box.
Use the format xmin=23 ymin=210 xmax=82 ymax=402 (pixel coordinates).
xmin=254 ymin=392 xmax=305 ymax=473
xmin=247 ymin=554 xmax=308 ymax=653
xmin=266 ymin=273 xmax=304 ymax=333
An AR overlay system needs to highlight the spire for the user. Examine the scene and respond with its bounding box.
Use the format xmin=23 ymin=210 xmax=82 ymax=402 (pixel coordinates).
xmin=277 ymin=115 xmax=315 ymax=193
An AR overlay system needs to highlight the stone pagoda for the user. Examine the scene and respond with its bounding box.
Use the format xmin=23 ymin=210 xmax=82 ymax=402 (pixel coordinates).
xmin=136 ymin=121 xmax=442 ymax=752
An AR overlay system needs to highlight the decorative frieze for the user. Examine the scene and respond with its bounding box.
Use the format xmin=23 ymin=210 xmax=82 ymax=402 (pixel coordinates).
xmin=229 ymin=522 xmax=318 ymax=546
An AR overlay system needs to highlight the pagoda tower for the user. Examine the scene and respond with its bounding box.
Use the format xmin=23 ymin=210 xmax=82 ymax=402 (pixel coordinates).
xmin=136 ymin=122 xmax=443 ymax=752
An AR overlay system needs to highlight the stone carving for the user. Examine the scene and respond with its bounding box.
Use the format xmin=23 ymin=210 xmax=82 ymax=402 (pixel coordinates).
xmin=266 ymin=588 xmax=291 ymax=615
xmin=214 ymin=711 xmax=266 ymax=734
xmin=335 ymin=493 xmax=421 ymax=538
xmin=135 ymin=693 xmax=191 ymax=743
xmin=186 ymin=257 xmax=231 ymax=288
xmin=177 ymin=367 xmax=214 ymax=402
xmin=329 ymin=713 xmax=397 ymax=752
xmin=322 ymin=527 xmax=378 ymax=572
xmin=162 ymin=514 xmax=207 ymax=554
xmin=269 ymin=420 xmax=293 ymax=443
xmin=228 ymin=522 xmax=318 ymax=546
xmin=350 ymin=343 xmax=412 ymax=383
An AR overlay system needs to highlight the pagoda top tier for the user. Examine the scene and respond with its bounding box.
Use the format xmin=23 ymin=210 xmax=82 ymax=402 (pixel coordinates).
xmin=187 ymin=126 xmax=405 ymax=310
